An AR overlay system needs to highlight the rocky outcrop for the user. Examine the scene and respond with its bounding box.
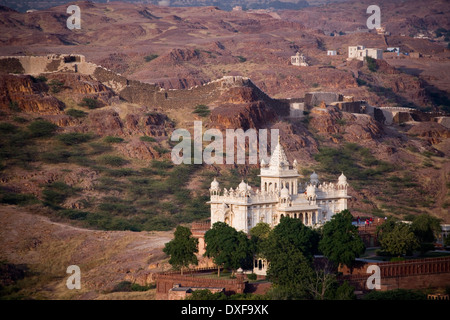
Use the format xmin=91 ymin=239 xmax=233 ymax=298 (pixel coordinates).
xmin=220 ymin=86 xmax=259 ymax=104
xmin=408 ymin=122 xmax=450 ymax=145
xmin=309 ymin=103 xmax=383 ymax=142
xmin=114 ymin=138 xmax=162 ymax=160
xmin=210 ymin=101 xmax=277 ymax=131
xmin=83 ymin=109 xmax=124 ymax=136
xmin=158 ymin=48 xmax=202 ymax=65
xmin=0 ymin=74 xmax=64 ymax=113
xmin=46 ymin=73 xmax=118 ymax=106
xmin=75 ymin=109 xmax=174 ymax=138
xmin=124 ymin=112 xmax=174 ymax=137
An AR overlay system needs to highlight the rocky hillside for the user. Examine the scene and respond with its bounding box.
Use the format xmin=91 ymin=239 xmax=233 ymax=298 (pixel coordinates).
xmin=0 ymin=0 xmax=449 ymax=300
xmin=0 ymin=0 xmax=448 ymax=112
xmin=0 ymin=65 xmax=448 ymax=227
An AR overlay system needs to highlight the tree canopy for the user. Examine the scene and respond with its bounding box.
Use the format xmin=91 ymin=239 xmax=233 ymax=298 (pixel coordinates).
xmin=379 ymin=223 xmax=420 ymax=257
xmin=262 ymin=217 xmax=320 ymax=299
xmin=249 ymin=222 xmax=271 ymax=257
xmin=319 ymin=210 xmax=365 ymax=268
xmin=204 ymin=222 xmax=254 ymax=276
xmin=163 ymin=226 xmax=198 ymax=274
xmin=410 ymin=214 xmax=442 ymax=254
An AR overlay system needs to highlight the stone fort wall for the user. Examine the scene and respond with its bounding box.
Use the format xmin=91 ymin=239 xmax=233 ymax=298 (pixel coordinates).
xmin=339 ymin=256 xmax=450 ymax=291
xmin=155 ymin=268 xmax=247 ymax=300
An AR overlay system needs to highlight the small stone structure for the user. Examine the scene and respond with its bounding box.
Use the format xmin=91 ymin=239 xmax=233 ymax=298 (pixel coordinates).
xmin=291 ymin=52 xmax=308 ymax=66
xmin=348 ymin=45 xmax=383 ymax=61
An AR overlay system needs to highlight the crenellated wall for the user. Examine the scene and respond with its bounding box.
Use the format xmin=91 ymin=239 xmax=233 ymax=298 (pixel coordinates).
xmin=339 ymin=256 xmax=450 ymax=291
xmin=155 ymin=268 xmax=247 ymax=300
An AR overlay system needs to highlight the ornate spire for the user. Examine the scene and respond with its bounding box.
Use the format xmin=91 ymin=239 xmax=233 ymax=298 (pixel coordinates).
xmin=268 ymin=137 xmax=289 ymax=170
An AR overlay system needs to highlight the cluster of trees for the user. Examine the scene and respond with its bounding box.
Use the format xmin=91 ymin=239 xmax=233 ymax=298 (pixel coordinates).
xmin=377 ymin=214 xmax=442 ymax=257
xmin=163 ymin=211 xmax=444 ymax=299
xmin=163 ymin=210 xmax=365 ymax=299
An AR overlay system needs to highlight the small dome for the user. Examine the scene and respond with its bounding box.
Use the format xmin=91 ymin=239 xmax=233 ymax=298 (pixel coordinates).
xmin=238 ymin=180 xmax=247 ymax=191
xmin=261 ymin=158 xmax=266 ymax=166
xmin=210 ymin=178 xmax=219 ymax=189
xmin=310 ymin=171 xmax=319 ymax=185
xmin=338 ymin=172 xmax=347 ymax=185
xmin=293 ymin=159 xmax=298 ymax=166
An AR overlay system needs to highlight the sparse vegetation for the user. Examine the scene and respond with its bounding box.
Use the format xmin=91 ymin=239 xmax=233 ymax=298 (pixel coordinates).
xmin=140 ymin=136 xmax=156 ymax=142
xmin=57 ymin=133 xmax=93 ymax=145
xmin=192 ymin=104 xmax=210 ymax=117
xmin=99 ymin=155 xmax=128 ymax=167
xmin=104 ymin=136 xmax=124 ymax=144
xmin=79 ymin=97 xmax=101 ymax=109
xmin=144 ymin=54 xmax=159 ymax=62
xmin=365 ymin=56 xmax=378 ymax=72
xmin=27 ymin=120 xmax=58 ymax=138
xmin=66 ymin=108 xmax=87 ymax=118
xmin=48 ymin=79 xmax=64 ymax=93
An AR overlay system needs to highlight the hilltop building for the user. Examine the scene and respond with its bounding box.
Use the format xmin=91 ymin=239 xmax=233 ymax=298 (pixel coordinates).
xmin=209 ymin=138 xmax=350 ymax=275
xmin=208 ymin=138 xmax=350 ymax=234
xmin=348 ymin=45 xmax=383 ymax=61
xmin=291 ymin=52 xmax=309 ymax=66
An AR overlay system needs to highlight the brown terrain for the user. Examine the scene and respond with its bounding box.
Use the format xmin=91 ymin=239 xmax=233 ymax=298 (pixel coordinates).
xmin=0 ymin=0 xmax=449 ymax=299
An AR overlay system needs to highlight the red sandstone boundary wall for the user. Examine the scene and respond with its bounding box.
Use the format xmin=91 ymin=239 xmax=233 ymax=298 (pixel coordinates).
xmin=340 ymin=256 xmax=450 ymax=291
xmin=155 ymin=268 xmax=247 ymax=300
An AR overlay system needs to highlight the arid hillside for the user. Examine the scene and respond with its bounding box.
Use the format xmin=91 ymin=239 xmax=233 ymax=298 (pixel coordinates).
xmin=0 ymin=0 xmax=449 ymax=300
xmin=0 ymin=1 xmax=448 ymax=110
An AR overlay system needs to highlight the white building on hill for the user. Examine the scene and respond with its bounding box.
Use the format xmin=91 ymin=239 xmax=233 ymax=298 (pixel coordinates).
xmin=208 ymin=138 xmax=350 ymax=234
xmin=291 ymin=52 xmax=309 ymax=66
xmin=348 ymin=45 xmax=383 ymax=61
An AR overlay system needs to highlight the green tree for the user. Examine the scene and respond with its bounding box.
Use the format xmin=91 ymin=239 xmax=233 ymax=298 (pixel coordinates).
xmin=27 ymin=120 xmax=58 ymax=138
xmin=48 ymin=79 xmax=64 ymax=93
xmin=379 ymin=223 xmax=419 ymax=257
xmin=365 ymin=56 xmax=378 ymax=72
xmin=79 ymin=97 xmax=100 ymax=109
xmin=265 ymin=241 xmax=314 ymax=299
xmin=265 ymin=216 xmax=320 ymax=261
xmin=319 ymin=210 xmax=365 ymax=268
xmin=249 ymin=222 xmax=271 ymax=257
xmin=410 ymin=214 xmax=442 ymax=254
xmin=263 ymin=217 xmax=320 ymax=299
xmin=204 ymin=222 xmax=254 ymax=277
xmin=185 ymin=289 xmax=227 ymax=300
xmin=163 ymin=226 xmax=198 ymax=275
xmin=376 ymin=216 xmax=398 ymax=241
